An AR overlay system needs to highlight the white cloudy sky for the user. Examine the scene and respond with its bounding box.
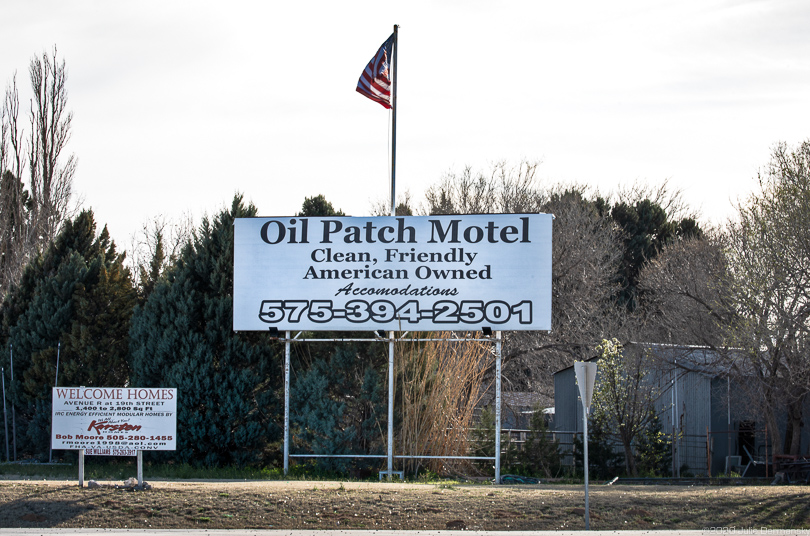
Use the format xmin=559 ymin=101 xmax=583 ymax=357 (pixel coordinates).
xmin=2 ymin=0 xmax=809 ymax=243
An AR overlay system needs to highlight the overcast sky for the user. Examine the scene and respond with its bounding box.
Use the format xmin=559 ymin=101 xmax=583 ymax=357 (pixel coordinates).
xmin=2 ymin=0 xmax=809 ymax=244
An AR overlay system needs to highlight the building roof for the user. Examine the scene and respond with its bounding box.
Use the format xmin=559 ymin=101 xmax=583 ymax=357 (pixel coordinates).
xmin=479 ymin=390 xmax=553 ymax=409
xmin=552 ymin=341 xmax=742 ymax=378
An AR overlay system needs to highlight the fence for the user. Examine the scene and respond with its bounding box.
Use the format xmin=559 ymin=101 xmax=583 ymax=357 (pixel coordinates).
xmin=500 ymin=427 xmax=774 ymax=477
xmin=494 ymin=429 xmax=711 ymax=477
xmin=287 ymin=425 xmax=773 ymax=478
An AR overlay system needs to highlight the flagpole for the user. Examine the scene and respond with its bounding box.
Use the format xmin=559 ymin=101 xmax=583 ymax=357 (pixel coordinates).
xmin=387 ymin=23 xmax=398 ymax=483
xmin=390 ymin=24 xmax=398 ymax=217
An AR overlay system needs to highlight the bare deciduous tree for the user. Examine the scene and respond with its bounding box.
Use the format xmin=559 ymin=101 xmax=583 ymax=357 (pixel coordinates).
xmin=28 ymin=46 xmax=76 ymax=242
xmin=127 ymin=213 xmax=194 ymax=300
xmin=370 ymin=189 xmax=414 ymax=216
xmin=636 ymin=232 xmax=731 ymax=347
xmin=720 ymin=141 xmax=810 ymax=455
xmin=617 ymin=143 xmax=810 ymax=457
xmin=591 ymin=338 xmax=658 ymax=476
xmin=424 ymin=160 xmax=542 ymax=215
xmin=420 ymin=162 xmax=628 ymax=398
xmin=504 ymin=187 xmax=629 ymax=399
xmin=2 ymin=73 xmax=26 ymax=182
xmin=614 ymin=178 xmax=700 ymax=223
xmin=0 ymin=48 xmax=77 ymax=298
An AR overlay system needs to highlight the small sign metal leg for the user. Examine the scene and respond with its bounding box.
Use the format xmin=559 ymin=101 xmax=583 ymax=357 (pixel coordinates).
xmin=137 ymin=450 xmax=143 ymax=487
xmin=78 ymin=449 xmax=85 ymax=487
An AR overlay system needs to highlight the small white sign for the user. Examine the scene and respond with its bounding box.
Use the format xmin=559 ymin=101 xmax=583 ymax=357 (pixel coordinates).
xmin=52 ymin=387 xmax=177 ymax=453
xmin=574 ymin=362 xmax=597 ymax=412
xmin=85 ymin=448 xmax=137 ymax=456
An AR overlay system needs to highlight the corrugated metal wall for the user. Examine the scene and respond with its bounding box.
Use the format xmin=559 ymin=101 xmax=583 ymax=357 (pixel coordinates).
xmin=553 ymin=366 xmax=580 ymax=433
xmin=652 ymin=364 xmax=712 ymax=475
xmin=553 ymin=346 xmax=717 ymax=476
xmin=552 ymin=366 xmax=583 ymax=467
xmin=553 ymin=345 xmax=810 ymax=476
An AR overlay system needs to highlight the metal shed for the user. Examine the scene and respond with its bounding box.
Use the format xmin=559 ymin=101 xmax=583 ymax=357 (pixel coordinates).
xmin=553 ymin=343 xmax=810 ymax=476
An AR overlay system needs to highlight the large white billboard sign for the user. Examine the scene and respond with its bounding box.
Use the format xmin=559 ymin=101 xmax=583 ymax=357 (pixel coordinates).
xmin=52 ymin=387 xmax=177 ymax=454
xmin=234 ymin=214 xmax=552 ymax=332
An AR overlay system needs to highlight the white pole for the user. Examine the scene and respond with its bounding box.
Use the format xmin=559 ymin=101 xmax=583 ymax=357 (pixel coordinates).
xmin=583 ymin=407 xmax=590 ymax=530
xmin=10 ymin=344 xmax=16 ymax=461
xmin=727 ymin=375 xmax=732 ymax=468
xmin=78 ymin=449 xmax=85 ymax=488
xmin=137 ymin=450 xmax=143 ymax=487
xmin=284 ymin=331 xmax=290 ymax=475
xmin=674 ymin=363 xmax=679 ymax=477
xmin=50 ymin=342 xmax=61 ymax=464
xmin=495 ymin=331 xmax=502 ymax=484
xmin=671 ymin=371 xmax=675 ymax=476
xmin=1 ymin=368 xmax=8 ymax=462
xmin=574 ymin=361 xmax=597 ymax=531
xmin=387 ymin=26 xmax=398 ymax=480
xmin=390 ymin=24 xmax=398 ymax=216
xmin=387 ymin=332 xmax=394 ymax=480
xmin=54 ymin=342 xmax=61 ymax=386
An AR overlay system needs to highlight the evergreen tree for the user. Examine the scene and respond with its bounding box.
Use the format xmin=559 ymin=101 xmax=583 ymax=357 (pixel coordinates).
xmin=635 ymin=408 xmax=672 ymax=477
xmin=470 ymin=405 xmax=498 ymax=473
xmin=297 ymin=194 xmax=345 ymax=217
xmin=292 ymin=351 xmax=355 ymax=464
xmin=289 ymin=193 xmax=387 ymax=472
xmin=471 ymin=405 xmax=514 ymax=475
xmin=129 ymin=195 xmax=282 ymax=466
xmin=520 ymin=403 xmax=562 ymax=478
xmin=611 ymin=199 xmax=703 ymax=309
xmin=136 ymin=229 xmax=165 ymax=302
xmin=0 ymin=170 xmax=31 ymax=296
xmin=291 ymin=344 xmax=386 ymax=472
xmin=0 ymin=210 xmax=135 ymax=458
xmin=573 ymin=414 xmax=623 ymax=479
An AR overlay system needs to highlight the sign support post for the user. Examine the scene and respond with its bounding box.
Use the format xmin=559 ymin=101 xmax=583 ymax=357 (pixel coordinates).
xmin=387 ymin=332 xmax=395 ymax=480
xmin=137 ymin=450 xmax=143 ymax=486
xmin=10 ymin=344 xmax=16 ymax=461
xmin=50 ymin=342 xmax=60 ymax=464
xmin=78 ymin=449 xmax=84 ymax=488
xmin=495 ymin=331 xmax=502 ymax=484
xmin=284 ymin=331 xmax=291 ymax=475
xmin=583 ymin=399 xmax=590 ymax=529
xmin=574 ymin=361 xmax=597 ymax=530
xmin=2 ymin=368 xmax=8 ymax=462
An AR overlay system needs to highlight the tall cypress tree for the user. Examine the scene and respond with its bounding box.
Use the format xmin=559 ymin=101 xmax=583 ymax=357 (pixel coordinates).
xmin=129 ymin=195 xmax=282 ymax=466
xmin=611 ymin=199 xmax=702 ymax=310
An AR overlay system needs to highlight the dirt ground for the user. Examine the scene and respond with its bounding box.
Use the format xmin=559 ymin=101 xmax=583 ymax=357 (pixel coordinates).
xmin=1 ymin=478 xmax=810 ymax=530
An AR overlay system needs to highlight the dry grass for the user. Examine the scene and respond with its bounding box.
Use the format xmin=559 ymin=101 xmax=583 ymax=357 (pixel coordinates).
xmin=2 ymin=480 xmax=810 ymax=530
xmin=397 ymin=332 xmax=494 ymax=475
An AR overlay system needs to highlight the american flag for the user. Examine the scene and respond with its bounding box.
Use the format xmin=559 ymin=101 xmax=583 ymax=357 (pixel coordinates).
xmin=356 ymin=33 xmax=394 ymax=109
